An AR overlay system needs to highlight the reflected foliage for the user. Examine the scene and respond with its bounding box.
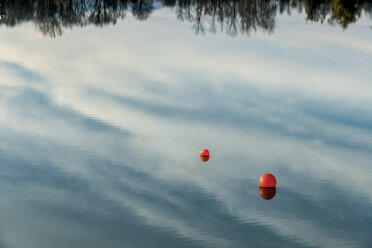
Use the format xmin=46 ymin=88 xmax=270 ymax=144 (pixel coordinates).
xmin=0 ymin=0 xmax=371 ymax=37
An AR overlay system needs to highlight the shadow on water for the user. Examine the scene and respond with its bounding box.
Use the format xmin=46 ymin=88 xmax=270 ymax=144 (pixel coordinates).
xmin=0 ymin=0 xmax=371 ymax=37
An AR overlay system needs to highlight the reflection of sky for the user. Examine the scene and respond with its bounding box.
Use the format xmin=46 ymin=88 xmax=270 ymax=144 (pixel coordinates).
xmin=0 ymin=8 xmax=372 ymax=248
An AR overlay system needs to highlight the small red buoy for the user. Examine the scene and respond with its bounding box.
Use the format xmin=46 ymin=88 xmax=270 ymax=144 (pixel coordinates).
xmin=259 ymin=187 xmax=276 ymax=200
xmin=200 ymin=149 xmax=210 ymax=156
xmin=259 ymin=173 xmax=276 ymax=188
xmin=200 ymin=149 xmax=210 ymax=162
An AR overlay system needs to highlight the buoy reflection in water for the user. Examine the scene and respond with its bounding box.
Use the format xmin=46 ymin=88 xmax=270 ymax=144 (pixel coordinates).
xmin=259 ymin=187 xmax=276 ymax=200
xmin=200 ymin=155 xmax=209 ymax=162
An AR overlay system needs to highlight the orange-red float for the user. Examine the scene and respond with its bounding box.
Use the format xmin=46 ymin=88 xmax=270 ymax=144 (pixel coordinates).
xmin=259 ymin=173 xmax=276 ymax=188
xmin=259 ymin=187 xmax=276 ymax=200
xmin=200 ymin=149 xmax=210 ymax=162
xmin=200 ymin=149 xmax=210 ymax=157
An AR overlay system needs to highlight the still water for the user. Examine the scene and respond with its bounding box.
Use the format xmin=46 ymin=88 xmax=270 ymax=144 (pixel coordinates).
xmin=0 ymin=1 xmax=372 ymax=247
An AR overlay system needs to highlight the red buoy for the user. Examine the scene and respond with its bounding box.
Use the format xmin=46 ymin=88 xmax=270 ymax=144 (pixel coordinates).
xmin=200 ymin=149 xmax=210 ymax=156
xmin=259 ymin=173 xmax=276 ymax=188
xmin=200 ymin=149 xmax=210 ymax=162
xmin=259 ymin=187 xmax=276 ymax=200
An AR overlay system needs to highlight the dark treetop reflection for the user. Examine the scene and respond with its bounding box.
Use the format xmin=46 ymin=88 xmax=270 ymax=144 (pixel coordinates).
xmin=0 ymin=0 xmax=371 ymax=37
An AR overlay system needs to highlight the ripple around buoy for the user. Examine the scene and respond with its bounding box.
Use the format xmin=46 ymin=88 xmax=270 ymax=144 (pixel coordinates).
xmin=259 ymin=173 xmax=277 ymax=188
xmin=259 ymin=187 xmax=276 ymax=200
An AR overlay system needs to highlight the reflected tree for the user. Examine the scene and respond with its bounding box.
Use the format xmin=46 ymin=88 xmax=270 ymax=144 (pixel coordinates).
xmin=160 ymin=0 xmax=176 ymax=7
xmin=89 ymin=0 xmax=127 ymax=26
xmin=0 ymin=0 xmax=129 ymax=37
xmin=330 ymin=0 xmax=360 ymax=28
xmin=176 ymin=0 xmax=277 ymax=35
xmin=300 ymin=0 xmax=370 ymax=28
xmin=0 ymin=0 xmax=370 ymax=37
xmin=131 ymin=0 xmax=154 ymax=20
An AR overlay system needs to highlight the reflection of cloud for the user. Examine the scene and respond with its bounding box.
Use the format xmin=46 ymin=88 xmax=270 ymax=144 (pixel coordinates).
xmin=1 ymin=122 xmax=370 ymax=248
xmin=297 ymin=32 xmax=372 ymax=55
xmin=1 ymin=132 xmax=367 ymax=248
xmin=0 ymin=60 xmax=45 ymax=88
xmin=1 ymin=74 xmax=371 ymax=248
xmin=0 ymin=8 xmax=372 ymax=248
xmin=0 ymin=61 xmax=44 ymax=82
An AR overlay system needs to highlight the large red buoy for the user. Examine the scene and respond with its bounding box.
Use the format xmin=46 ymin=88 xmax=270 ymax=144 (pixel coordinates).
xmin=259 ymin=173 xmax=276 ymax=188
xmin=200 ymin=149 xmax=210 ymax=162
xmin=259 ymin=187 xmax=276 ymax=200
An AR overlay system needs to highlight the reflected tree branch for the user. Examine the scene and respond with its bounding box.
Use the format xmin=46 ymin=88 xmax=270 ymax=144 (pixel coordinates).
xmin=0 ymin=0 xmax=370 ymax=37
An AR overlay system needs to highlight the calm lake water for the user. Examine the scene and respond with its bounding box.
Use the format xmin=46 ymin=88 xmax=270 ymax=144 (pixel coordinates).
xmin=0 ymin=1 xmax=372 ymax=247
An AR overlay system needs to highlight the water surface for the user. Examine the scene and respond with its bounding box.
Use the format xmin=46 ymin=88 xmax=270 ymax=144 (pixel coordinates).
xmin=0 ymin=1 xmax=372 ymax=247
